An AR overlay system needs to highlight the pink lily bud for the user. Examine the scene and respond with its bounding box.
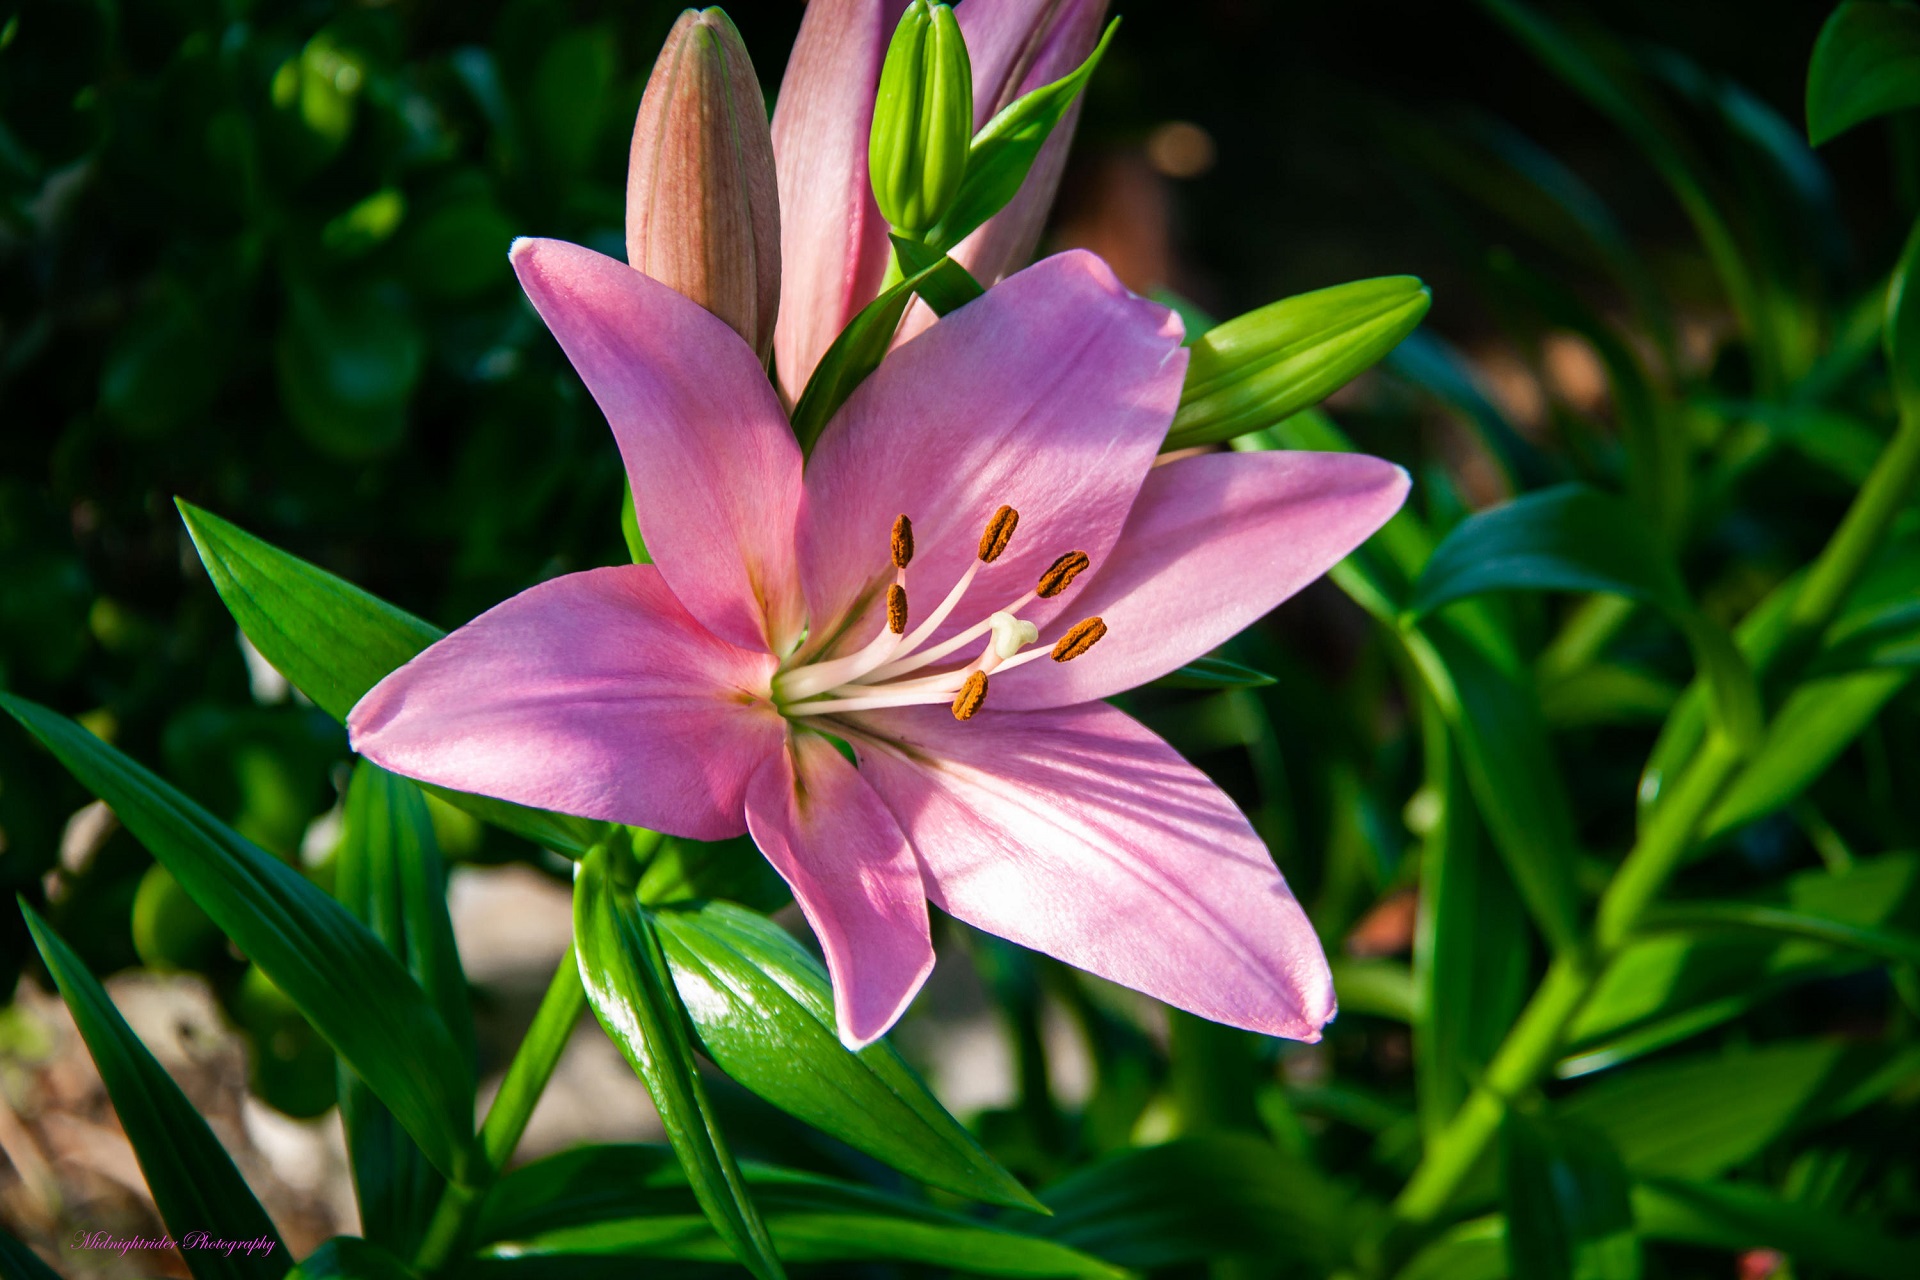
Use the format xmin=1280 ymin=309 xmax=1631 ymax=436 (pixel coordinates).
xmin=627 ymin=8 xmax=781 ymax=361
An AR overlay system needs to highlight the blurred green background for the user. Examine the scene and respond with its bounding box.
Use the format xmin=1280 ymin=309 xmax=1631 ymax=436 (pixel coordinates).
xmin=5 ymin=0 xmax=1920 ymax=1272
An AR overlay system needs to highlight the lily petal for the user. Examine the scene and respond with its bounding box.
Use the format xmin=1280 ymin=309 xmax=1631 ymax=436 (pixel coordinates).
xmin=746 ymin=730 xmax=934 ymax=1049
xmin=799 ymin=250 xmax=1186 ymax=659
xmin=511 ymin=237 xmax=805 ymax=654
xmin=897 ymin=0 xmax=1110 ymax=344
xmin=771 ymin=0 xmax=910 ymax=405
xmin=995 ymin=450 xmax=1410 ymax=709
xmin=851 ymin=701 xmax=1334 ymax=1041
xmin=349 ymin=566 xmax=782 ymax=841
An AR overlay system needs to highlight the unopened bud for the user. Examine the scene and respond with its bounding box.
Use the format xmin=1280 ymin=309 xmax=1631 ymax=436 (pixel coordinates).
xmin=627 ymin=8 xmax=781 ymax=360
xmin=869 ymin=1 xmax=973 ymax=236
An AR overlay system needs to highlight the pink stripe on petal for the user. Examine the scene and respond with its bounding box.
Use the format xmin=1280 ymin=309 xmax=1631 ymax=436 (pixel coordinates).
xmin=349 ymin=566 xmax=783 ymax=840
xmin=746 ymin=731 xmax=934 ymax=1049
xmin=511 ymin=237 xmax=805 ymax=654
xmin=851 ymin=701 xmax=1334 ymax=1041
xmin=995 ymin=450 xmax=1410 ymax=708
xmin=799 ymin=251 xmax=1185 ymax=661
xmin=771 ymin=0 xmax=910 ymax=405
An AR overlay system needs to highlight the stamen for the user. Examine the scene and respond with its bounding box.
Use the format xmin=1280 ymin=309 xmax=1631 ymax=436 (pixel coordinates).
xmin=891 ymin=514 xmax=914 ymax=568
xmin=978 ymin=505 xmax=1019 ymax=563
xmin=1052 ymin=617 xmax=1107 ymax=662
xmin=1037 ymin=551 xmax=1090 ymax=598
xmin=988 ymin=611 xmax=1039 ymax=661
xmin=887 ymin=583 xmax=909 ymax=634
xmin=951 ymin=670 xmax=988 ymax=720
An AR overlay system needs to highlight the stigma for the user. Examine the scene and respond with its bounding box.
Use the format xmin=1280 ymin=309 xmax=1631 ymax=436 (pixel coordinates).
xmin=771 ymin=504 xmax=1107 ymax=721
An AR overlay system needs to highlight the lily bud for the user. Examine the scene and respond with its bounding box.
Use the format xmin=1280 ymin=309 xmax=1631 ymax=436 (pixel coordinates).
xmin=626 ymin=8 xmax=781 ymax=360
xmin=868 ymin=1 xmax=973 ymax=236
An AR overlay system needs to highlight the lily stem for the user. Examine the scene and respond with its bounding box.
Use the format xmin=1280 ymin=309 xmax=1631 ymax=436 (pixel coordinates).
xmin=414 ymin=938 xmax=589 ymax=1272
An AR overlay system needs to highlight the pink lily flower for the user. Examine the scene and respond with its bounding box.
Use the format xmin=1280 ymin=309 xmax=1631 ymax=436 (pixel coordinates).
xmin=348 ymin=240 xmax=1408 ymax=1050
xmin=772 ymin=0 xmax=1109 ymax=403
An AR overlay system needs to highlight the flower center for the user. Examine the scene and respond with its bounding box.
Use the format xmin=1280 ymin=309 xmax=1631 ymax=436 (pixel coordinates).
xmin=771 ymin=505 xmax=1106 ymax=721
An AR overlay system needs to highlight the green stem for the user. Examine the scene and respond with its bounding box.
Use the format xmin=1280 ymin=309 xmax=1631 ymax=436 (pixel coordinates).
xmin=413 ymin=940 xmax=589 ymax=1272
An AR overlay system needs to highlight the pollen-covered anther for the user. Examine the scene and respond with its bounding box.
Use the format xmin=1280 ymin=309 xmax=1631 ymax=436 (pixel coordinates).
xmin=1037 ymin=551 xmax=1090 ymax=598
xmin=978 ymin=504 xmax=1019 ymax=563
xmin=1051 ymin=617 xmax=1107 ymax=662
xmin=886 ymin=583 xmax=909 ymax=634
xmin=891 ymin=514 xmax=914 ymax=568
xmin=951 ymin=670 xmax=988 ymax=720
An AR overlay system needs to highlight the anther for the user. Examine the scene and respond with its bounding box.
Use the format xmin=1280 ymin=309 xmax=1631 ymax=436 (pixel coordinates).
xmin=951 ymin=670 xmax=988 ymax=720
xmin=978 ymin=505 xmax=1019 ymax=563
xmin=891 ymin=514 xmax=914 ymax=568
xmin=1051 ymin=617 xmax=1107 ymax=662
xmin=887 ymin=583 xmax=909 ymax=634
xmin=1036 ymin=551 xmax=1090 ymax=598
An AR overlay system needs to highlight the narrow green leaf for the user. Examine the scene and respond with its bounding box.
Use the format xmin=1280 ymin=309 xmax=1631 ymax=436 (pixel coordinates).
xmin=2 ymin=695 xmax=474 ymax=1182
xmin=1499 ymin=1111 xmax=1641 ymax=1280
xmin=1165 ymin=277 xmax=1432 ymax=449
xmin=637 ymin=835 xmax=793 ymax=915
xmin=1632 ymin=1178 xmax=1919 ymax=1279
xmin=889 ymin=233 xmax=985 ymax=315
xmin=1396 ymin=1216 xmax=1509 ymax=1280
xmin=1558 ymin=1040 xmax=1903 ymax=1179
xmin=1638 ymin=901 xmax=1920 ymax=967
xmin=1148 ymin=655 xmax=1278 ymax=690
xmin=286 ymin=1237 xmax=417 ymax=1280
xmin=1017 ymin=1134 xmax=1342 ymax=1272
xmin=175 ymin=500 xmax=609 ymax=856
xmin=1806 ymin=1 xmax=1920 ymax=145
xmin=1407 ymin=485 xmax=1761 ymax=746
xmin=654 ymin=899 xmax=1038 ymax=1209
xmin=21 ymin=905 xmax=290 ymax=1280
xmin=335 ymin=763 xmax=473 ymax=1254
xmin=924 ymin=20 xmax=1118 ymax=255
xmin=573 ymin=845 xmax=785 ymax=1280
xmin=1329 ymin=958 xmax=1416 ymax=1022
xmin=478 ymin=1146 xmax=1115 ymax=1278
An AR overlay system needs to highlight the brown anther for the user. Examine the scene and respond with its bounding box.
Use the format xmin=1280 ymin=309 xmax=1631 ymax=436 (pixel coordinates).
xmin=1051 ymin=617 xmax=1107 ymax=662
xmin=891 ymin=514 xmax=914 ymax=568
xmin=951 ymin=670 xmax=988 ymax=721
xmin=1036 ymin=551 xmax=1090 ymax=598
xmin=886 ymin=583 xmax=909 ymax=634
xmin=978 ymin=504 xmax=1019 ymax=563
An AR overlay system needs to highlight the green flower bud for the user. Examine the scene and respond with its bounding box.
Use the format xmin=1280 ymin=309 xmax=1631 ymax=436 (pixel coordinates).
xmin=868 ymin=1 xmax=973 ymax=236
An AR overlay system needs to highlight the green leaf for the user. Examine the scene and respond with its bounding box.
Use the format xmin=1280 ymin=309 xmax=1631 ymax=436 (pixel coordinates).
xmin=1638 ymin=901 xmax=1920 ymax=967
xmin=1165 ymin=277 xmax=1432 ymax=449
xmin=0 ymin=1227 xmax=60 ymax=1280
xmin=2 ymin=695 xmax=475 ymax=1182
xmin=1397 ymin=1217 xmax=1509 ymax=1280
xmin=335 ymin=763 xmax=473 ymax=1254
xmin=1383 ymin=331 xmax=1547 ymax=494
xmin=1404 ymin=623 xmax=1583 ymax=955
xmin=286 ymin=1237 xmax=417 ymax=1280
xmin=476 ymin=1146 xmax=1116 ymax=1277
xmin=790 ymin=247 xmax=995 ymax=455
xmin=1500 ymin=1111 xmax=1641 ymax=1280
xmin=1631 ymin=1178 xmax=1919 ymax=1279
xmin=176 ymin=499 xmax=608 ymax=855
xmin=21 ymin=905 xmax=289 ymax=1280
xmin=924 ymin=20 xmax=1118 ymax=255
xmin=637 ymin=835 xmax=793 ymax=915
xmin=1147 ymin=655 xmax=1278 ymax=690
xmin=1558 ymin=1040 xmax=1905 ymax=1179
xmin=889 ymin=234 xmax=986 ymax=315
xmin=572 ymin=845 xmax=785 ymax=1280
xmin=1807 ymin=1 xmax=1920 ymax=145
xmin=1017 ymin=1134 xmax=1343 ymax=1272
xmin=1406 ymin=485 xmax=1760 ymax=747
xmin=654 ymin=899 xmax=1038 ymax=1209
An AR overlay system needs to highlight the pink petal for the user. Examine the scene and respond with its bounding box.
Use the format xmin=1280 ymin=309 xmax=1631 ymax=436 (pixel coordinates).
xmin=994 ymin=450 xmax=1410 ymax=709
xmin=850 ymin=701 xmax=1334 ymax=1040
xmin=798 ymin=251 xmax=1186 ymax=660
xmin=770 ymin=0 xmax=910 ymax=406
xmin=745 ymin=731 xmax=934 ymax=1049
xmin=349 ymin=566 xmax=782 ymax=841
xmin=896 ymin=0 xmax=1110 ymax=343
xmin=511 ymin=237 xmax=805 ymax=654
